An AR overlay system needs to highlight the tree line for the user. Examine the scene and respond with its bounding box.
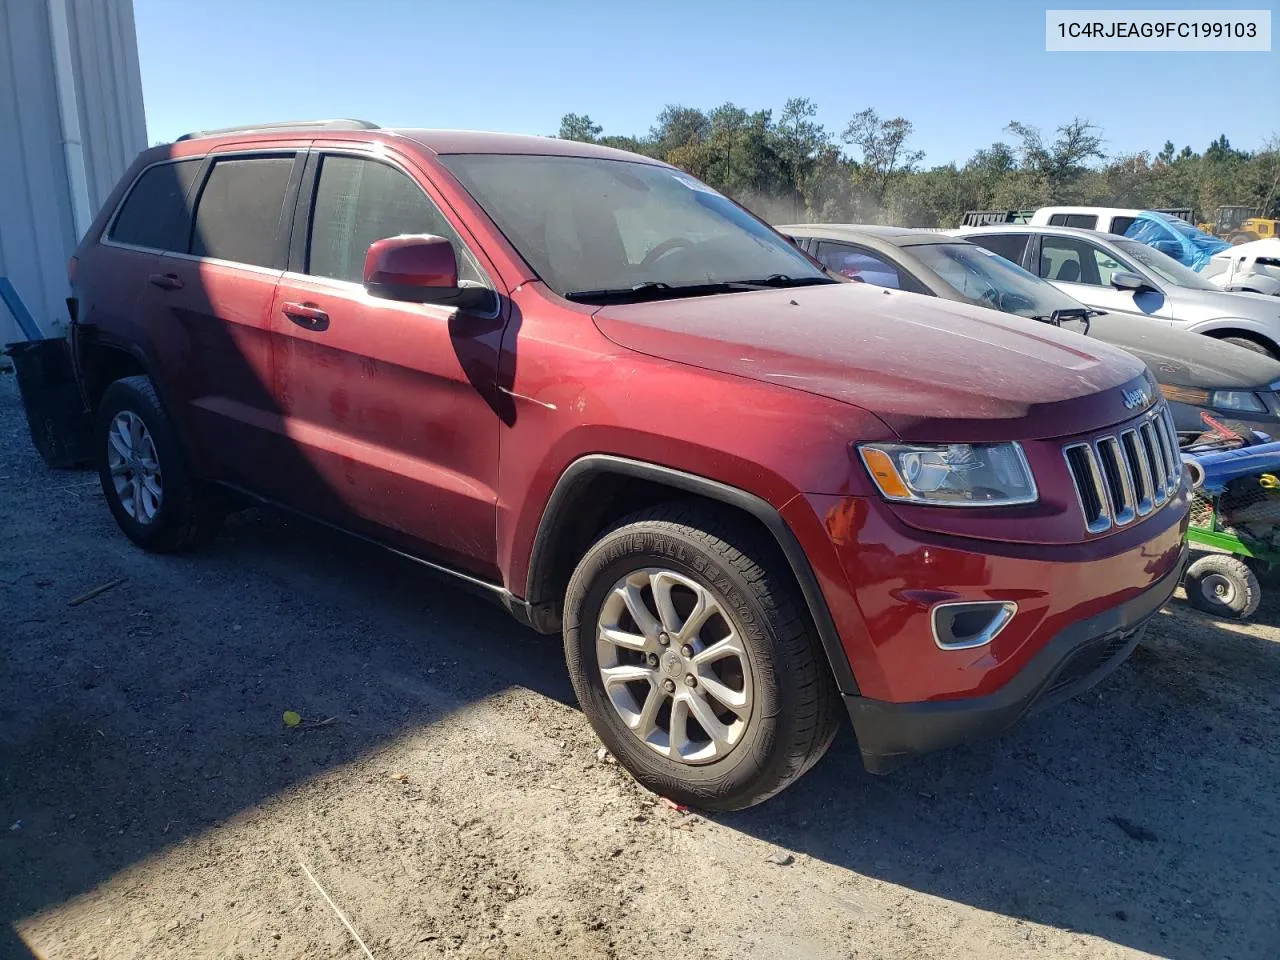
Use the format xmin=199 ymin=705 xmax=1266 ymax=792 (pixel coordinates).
xmin=557 ymin=101 xmax=1280 ymax=228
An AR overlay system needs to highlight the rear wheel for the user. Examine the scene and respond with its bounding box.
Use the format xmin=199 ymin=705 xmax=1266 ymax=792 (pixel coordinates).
xmin=562 ymin=503 xmax=841 ymax=811
xmin=96 ymin=376 xmax=223 ymax=552
xmin=1230 ymin=232 xmax=1259 ymax=245
xmin=1184 ymin=554 xmax=1260 ymax=620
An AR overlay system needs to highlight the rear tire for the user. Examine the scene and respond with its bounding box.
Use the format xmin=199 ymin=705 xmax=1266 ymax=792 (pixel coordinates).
xmin=1184 ymin=554 xmax=1260 ymax=620
xmin=563 ymin=503 xmax=842 ymax=811
xmin=95 ymin=375 xmax=223 ymax=552
xmin=1230 ymin=232 xmax=1259 ymax=245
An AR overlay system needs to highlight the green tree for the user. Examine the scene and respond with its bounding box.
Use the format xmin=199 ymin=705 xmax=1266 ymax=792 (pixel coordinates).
xmin=558 ymin=113 xmax=602 ymax=142
xmin=841 ymin=108 xmax=924 ymax=206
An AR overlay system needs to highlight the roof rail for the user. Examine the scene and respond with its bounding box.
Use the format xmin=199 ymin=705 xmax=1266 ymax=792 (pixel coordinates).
xmin=175 ymin=119 xmax=379 ymax=142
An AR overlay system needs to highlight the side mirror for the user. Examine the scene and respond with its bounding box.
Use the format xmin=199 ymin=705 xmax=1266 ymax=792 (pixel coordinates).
xmin=363 ymin=235 xmax=493 ymax=310
xmin=1111 ymin=271 xmax=1153 ymax=293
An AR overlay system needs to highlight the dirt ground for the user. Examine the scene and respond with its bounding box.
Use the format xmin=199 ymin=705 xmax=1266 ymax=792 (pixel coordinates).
xmin=1 ymin=372 xmax=1278 ymax=960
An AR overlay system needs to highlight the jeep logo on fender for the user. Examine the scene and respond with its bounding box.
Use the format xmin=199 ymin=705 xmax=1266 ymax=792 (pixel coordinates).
xmin=1122 ymin=386 xmax=1151 ymax=410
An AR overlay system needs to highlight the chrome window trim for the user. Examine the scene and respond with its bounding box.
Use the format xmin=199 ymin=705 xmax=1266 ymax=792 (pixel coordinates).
xmin=100 ymin=148 xmax=301 ymax=257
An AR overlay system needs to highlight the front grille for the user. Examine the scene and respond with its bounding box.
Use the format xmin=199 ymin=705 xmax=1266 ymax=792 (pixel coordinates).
xmin=1064 ymin=403 xmax=1181 ymax=534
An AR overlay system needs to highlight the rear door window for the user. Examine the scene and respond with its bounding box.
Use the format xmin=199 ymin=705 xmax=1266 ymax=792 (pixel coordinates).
xmin=191 ymin=156 xmax=295 ymax=268
xmin=1110 ymin=216 xmax=1136 ymax=236
xmin=967 ymin=233 xmax=1030 ymax=266
xmin=109 ymin=159 xmax=203 ymax=252
xmin=306 ymin=155 xmax=482 ymax=285
xmin=814 ymin=242 xmax=902 ymax=288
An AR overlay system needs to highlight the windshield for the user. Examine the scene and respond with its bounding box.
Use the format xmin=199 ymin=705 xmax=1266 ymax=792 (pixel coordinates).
xmin=438 ymin=154 xmax=830 ymax=300
xmin=912 ymin=242 xmax=1085 ymax=319
xmin=1112 ymin=238 xmax=1219 ymax=290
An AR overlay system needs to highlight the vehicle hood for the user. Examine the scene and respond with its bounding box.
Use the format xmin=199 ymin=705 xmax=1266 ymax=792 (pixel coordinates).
xmin=592 ymin=283 xmax=1150 ymax=441
xmin=1165 ymin=285 xmax=1280 ymax=321
xmin=1085 ymin=310 xmax=1280 ymax=388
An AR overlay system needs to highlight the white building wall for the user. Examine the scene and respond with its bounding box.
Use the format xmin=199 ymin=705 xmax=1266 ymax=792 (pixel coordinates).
xmin=0 ymin=0 xmax=146 ymax=344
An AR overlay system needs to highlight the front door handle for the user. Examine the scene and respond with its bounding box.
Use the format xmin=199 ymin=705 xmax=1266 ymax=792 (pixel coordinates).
xmin=148 ymin=273 xmax=183 ymax=291
xmin=281 ymin=301 xmax=330 ymax=331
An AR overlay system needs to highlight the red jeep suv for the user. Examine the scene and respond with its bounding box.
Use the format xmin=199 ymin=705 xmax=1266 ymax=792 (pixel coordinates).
xmin=68 ymin=120 xmax=1189 ymax=809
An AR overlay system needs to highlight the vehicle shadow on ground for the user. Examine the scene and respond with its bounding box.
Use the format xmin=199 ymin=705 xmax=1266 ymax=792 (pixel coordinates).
xmin=721 ymin=598 xmax=1280 ymax=960
xmin=0 ymin=474 xmax=572 ymax=958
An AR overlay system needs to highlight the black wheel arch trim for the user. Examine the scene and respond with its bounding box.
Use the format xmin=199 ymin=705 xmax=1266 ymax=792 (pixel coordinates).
xmin=526 ymin=454 xmax=861 ymax=696
xmin=76 ymin=331 xmax=201 ymax=471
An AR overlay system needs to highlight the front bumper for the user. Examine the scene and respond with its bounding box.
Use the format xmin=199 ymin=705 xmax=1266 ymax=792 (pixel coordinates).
xmin=847 ymin=548 xmax=1184 ymax=773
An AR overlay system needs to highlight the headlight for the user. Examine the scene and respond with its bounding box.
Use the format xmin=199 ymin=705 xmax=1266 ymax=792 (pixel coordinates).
xmin=858 ymin=442 xmax=1038 ymax=506
xmin=1210 ymin=390 xmax=1267 ymax=413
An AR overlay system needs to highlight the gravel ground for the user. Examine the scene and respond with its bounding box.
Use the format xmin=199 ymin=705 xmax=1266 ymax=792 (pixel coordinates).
xmin=2 ymin=370 xmax=1279 ymax=960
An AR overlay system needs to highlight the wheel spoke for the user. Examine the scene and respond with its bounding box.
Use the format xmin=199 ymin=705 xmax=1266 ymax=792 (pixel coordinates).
xmin=691 ymin=633 xmax=743 ymax=665
xmin=631 ymin=684 xmax=664 ymax=737
xmin=599 ymin=626 xmax=649 ymax=652
xmin=696 ymin=672 xmax=750 ymax=717
xmin=129 ymin=414 xmax=146 ymax=450
xmin=647 ymin=572 xmax=683 ymax=634
xmin=109 ymin=429 xmax=131 ymax=460
xmin=600 ymin=663 xmax=655 ymax=688
xmin=668 ymin=697 xmax=691 ymax=758
xmin=616 ymin=581 xmax=660 ymax=638
xmin=110 ymin=462 xmax=131 ymax=477
xmin=686 ymin=691 xmax=734 ymax=751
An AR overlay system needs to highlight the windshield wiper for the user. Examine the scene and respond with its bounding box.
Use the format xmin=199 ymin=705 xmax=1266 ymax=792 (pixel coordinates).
xmin=564 ymin=281 xmax=741 ymax=305
xmin=565 ymin=275 xmax=834 ymax=305
xmin=745 ymin=274 xmax=837 ymax=288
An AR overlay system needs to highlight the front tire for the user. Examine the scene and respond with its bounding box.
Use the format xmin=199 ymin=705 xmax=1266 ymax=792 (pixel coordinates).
xmin=563 ymin=503 xmax=841 ymax=811
xmin=1221 ymin=336 xmax=1278 ymax=360
xmin=1184 ymin=554 xmax=1260 ymax=620
xmin=95 ymin=376 xmax=223 ymax=552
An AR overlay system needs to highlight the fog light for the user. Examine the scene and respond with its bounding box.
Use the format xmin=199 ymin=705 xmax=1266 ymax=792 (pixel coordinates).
xmin=931 ymin=601 xmax=1017 ymax=650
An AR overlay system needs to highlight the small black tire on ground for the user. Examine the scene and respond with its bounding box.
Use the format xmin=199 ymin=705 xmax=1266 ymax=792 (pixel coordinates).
xmin=1184 ymin=553 xmax=1260 ymax=620
xmin=95 ymin=375 xmax=223 ymax=552
xmin=562 ymin=502 xmax=842 ymax=811
xmin=1221 ymin=336 xmax=1278 ymax=360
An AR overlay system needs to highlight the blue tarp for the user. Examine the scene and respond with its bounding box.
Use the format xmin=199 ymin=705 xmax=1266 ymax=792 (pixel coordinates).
xmin=1123 ymin=211 xmax=1230 ymax=272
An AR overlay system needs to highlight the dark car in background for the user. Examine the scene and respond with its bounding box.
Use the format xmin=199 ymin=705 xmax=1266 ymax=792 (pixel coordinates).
xmin=781 ymin=224 xmax=1280 ymax=441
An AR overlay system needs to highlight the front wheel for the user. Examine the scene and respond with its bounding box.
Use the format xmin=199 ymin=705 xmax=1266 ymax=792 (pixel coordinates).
xmin=563 ymin=503 xmax=841 ymax=811
xmin=1184 ymin=554 xmax=1260 ymax=620
xmin=1220 ymin=336 xmax=1278 ymax=360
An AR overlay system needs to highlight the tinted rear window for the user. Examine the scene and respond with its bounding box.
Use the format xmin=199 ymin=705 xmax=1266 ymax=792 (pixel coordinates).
xmin=109 ymin=160 xmax=202 ymax=251
xmin=1048 ymin=213 xmax=1098 ymax=229
xmin=967 ymin=232 xmax=1029 ymax=265
xmin=1110 ymin=216 xmax=1136 ymax=236
xmin=191 ymin=157 xmax=294 ymax=267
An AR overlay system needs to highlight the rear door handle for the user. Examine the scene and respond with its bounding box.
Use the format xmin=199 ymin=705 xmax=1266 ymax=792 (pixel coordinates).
xmin=148 ymin=273 xmax=183 ymax=291
xmin=281 ymin=301 xmax=330 ymax=331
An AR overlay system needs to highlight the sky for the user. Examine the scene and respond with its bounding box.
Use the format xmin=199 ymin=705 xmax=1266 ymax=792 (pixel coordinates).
xmin=135 ymin=0 xmax=1278 ymax=163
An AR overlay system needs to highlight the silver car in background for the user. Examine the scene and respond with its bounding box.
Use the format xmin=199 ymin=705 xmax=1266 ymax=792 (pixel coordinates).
xmin=955 ymin=224 xmax=1280 ymax=359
